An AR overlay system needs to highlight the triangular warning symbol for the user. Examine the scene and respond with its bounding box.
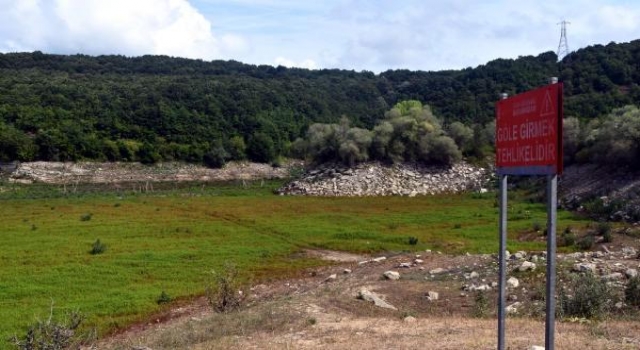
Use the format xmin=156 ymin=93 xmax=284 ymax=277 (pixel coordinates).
xmin=540 ymin=90 xmax=554 ymax=116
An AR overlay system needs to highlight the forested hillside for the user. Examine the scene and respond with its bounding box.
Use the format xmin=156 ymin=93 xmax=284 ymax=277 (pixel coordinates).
xmin=0 ymin=39 xmax=639 ymax=166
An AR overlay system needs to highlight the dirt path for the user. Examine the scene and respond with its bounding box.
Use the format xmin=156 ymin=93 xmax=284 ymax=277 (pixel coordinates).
xmin=95 ymin=248 xmax=640 ymax=350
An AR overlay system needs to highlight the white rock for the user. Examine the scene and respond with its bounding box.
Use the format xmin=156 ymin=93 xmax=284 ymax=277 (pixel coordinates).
xmin=529 ymin=346 xmax=545 ymax=350
xmin=469 ymin=271 xmax=480 ymax=279
xmin=573 ymin=263 xmax=597 ymax=274
xmin=626 ymin=268 xmax=638 ymax=278
xmin=414 ymin=259 xmax=424 ymax=264
xmin=343 ymin=268 xmax=352 ymax=274
xmin=518 ymin=261 xmax=537 ymax=272
xmin=373 ymin=256 xmax=387 ymax=262
xmin=357 ymin=288 xmax=397 ymax=310
xmin=506 ymin=302 xmax=522 ymax=314
xmin=601 ymin=272 xmax=623 ymax=281
xmin=399 ymin=262 xmax=412 ymax=268
xmin=426 ymin=291 xmax=439 ymax=301
xmin=325 ymin=274 xmax=337 ymax=282
xmin=507 ymin=277 xmax=520 ymax=288
xmin=429 ymin=268 xmax=446 ymax=274
xmin=383 ymin=271 xmax=401 ymax=280
xmin=403 ymin=316 xmax=417 ymax=323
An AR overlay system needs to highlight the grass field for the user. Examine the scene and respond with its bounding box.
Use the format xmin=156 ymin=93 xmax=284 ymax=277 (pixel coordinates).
xmin=0 ymin=180 xmax=590 ymax=347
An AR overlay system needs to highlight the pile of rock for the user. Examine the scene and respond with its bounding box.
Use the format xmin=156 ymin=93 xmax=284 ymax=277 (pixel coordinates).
xmin=278 ymin=161 xmax=490 ymax=197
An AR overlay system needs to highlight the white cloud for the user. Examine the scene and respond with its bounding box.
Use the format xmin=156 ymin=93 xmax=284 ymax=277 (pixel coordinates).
xmin=0 ymin=0 xmax=247 ymax=59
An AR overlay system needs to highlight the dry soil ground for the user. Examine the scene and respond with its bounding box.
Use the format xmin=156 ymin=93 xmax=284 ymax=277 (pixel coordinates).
xmin=95 ymin=247 xmax=640 ymax=350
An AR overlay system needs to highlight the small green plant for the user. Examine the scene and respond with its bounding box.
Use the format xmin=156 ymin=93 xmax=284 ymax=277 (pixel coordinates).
xmin=10 ymin=309 xmax=85 ymax=350
xmin=472 ymin=290 xmax=490 ymax=318
xmin=407 ymin=236 xmax=418 ymax=245
xmin=532 ymin=221 xmax=542 ymax=232
xmin=157 ymin=291 xmax=172 ymax=305
xmin=306 ymin=317 xmax=317 ymax=325
xmin=80 ymin=213 xmax=93 ymax=221
xmin=113 ymin=203 xmax=121 ymax=208
xmin=625 ymin=276 xmax=640 ymax=307
xmin=205 ymin=263 xmax=245 ymax=313
xmin=596 ymin=222 xmax=611 ymax=235
xmin=453 ymin=223 xmax=462 ymax=229
xmin=576 ymin=235 xmax=595 ymax=251
xmin=89 ymin=239 xmax=106 ymax=255
xmin=559 ymin=272 xmax=611 ymax=319
xmin=560 ymin=231 xmax=576 ymax=247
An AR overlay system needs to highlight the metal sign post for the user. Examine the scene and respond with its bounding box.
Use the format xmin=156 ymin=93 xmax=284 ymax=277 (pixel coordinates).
xmin=495 ymin=78 xmax=563 ymax=350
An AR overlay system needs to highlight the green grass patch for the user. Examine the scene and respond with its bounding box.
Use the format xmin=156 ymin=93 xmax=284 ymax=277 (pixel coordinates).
xmin=0 ymin=182 xmax=591 ymax=347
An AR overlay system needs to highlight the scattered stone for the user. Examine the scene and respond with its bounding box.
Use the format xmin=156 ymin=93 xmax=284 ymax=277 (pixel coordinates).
xmin=506 ymin=302 xmax=522 ymax=314
xmin=343 ymin=268 xmax=352 ymax=274
xmin=601 ymin=272 xmax=624 ymax=281
xmin=626 ymin=268 xmax=638 ymax=278
xmin=429 ymin=268 xmax=446 ymax=274
xmin=373 ymin=257 xmax=387 ymax=263
xmin=414 ymin=259 xmax=424 ymax=264
xmin=403 ymin=316 xmax=417 ymax=323
xmin=573 ymin=263 xmax=597 ymax=274
xmin=383 ymin=271 xmax=400 ymax=280
xmin=529 ymin=346 xmax=545 ymax=350
xmin=399 ymin=262 xmax=412 ymax=268
xmin=325 ymin=274 xmax=337 ymax=282
xmin=507 ymin=277 xmax=520 ymax=288
xmin=357 ymin=288 xmax=397 ymax=310
xmin=508 ymin=294 xmax=518 ymax=301
xmin=622 ymin=247 xmax=637 ymax=257
xmin=469 ymin=271 xmax=480 ymax=279
xmin=518 ymin=261 xmax=537 ymax=272
xmin=426 ymin=291 xmax=439 ymax=301
xmin=358 ymin=260 xmax=370 ymax=265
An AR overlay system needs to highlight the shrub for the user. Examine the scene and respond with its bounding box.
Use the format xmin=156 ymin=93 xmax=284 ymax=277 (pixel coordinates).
xmin=157 ymin=291 xmax=172 ymax=305
xmin=407 ymin=236 xmax=418 ymax=245
xmin=10 ymin=309 xmax=85 ymax=350
xmin=625 ymin=276 xmax=640 ymax=307
xmin=80 ymin=213 xmax=92 ymax=222
xmin=205 ymin=263 xmax=246 ymax=313
xmin=532 ymin=221 xmax=542 ymax=232
xmin=472 ymin=290 xmax=490 ymax=318
xmin=560 ymin=231 xmax=576 ymax=247
xmin=576 ymin=235 xmax=595 ymax=251
xmin=559 ymin=272 xmax=611 ymax=319
xmin=596 ymin=222 xmax=611 ymax=235
xmin=89 ymin=239 xmax=106 ymax=255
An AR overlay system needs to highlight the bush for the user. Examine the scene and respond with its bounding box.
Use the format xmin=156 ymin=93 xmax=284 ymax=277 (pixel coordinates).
xmin=576 ymin=235 xmax=595 ymax=251
xmin=625 ymin=276 xmax=640 ymax=307
xmin=80 ymin=213 xmax=92 ymax=222
xmin=10 ymin=309 xmax=86 ymax=350
xmin=532 ymin=221 xmax=542 ymax=232
xmin=205 ymin=263 xmax=246 ymax=313
xmin=559 ymin=272 xmax=611 ymax=319
xmin=157 ymin=291 xmax=172 ymax=305
xmin=472 ymin=290 xmax=490 ymax=318
xmin=407 ymin=236 xmax=418 ymax=245
xmin=89 ymin=239 xmax=106 ymax=255
xmin=596 ymin=222 xmax=611 ymax=235
xmin=560 ymin=231 xmax=576 ymax=247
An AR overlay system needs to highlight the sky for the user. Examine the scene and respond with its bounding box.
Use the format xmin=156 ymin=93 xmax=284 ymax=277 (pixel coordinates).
xmin=1 ymin=0 xmax=639 ymax=73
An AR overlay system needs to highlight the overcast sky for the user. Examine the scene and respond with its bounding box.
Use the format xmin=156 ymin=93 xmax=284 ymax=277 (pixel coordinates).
xmin=1 ymin=0 xmax=639 ymax=72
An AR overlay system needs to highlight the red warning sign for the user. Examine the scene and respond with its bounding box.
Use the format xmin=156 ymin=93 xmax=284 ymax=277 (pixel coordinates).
xmin=495 ymin=83 xmax=563 ymax=175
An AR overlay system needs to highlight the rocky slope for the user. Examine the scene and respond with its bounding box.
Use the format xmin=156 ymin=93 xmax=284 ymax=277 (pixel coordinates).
xmin=277 ymin=161 xmax=491 ymax=197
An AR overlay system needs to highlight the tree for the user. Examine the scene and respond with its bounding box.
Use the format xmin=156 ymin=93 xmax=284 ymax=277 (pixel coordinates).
xmin=246 ymin=132 xmax=276 ymax=163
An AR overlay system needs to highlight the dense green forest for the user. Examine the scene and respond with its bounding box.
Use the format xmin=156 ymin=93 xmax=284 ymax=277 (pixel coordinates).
xmin=0 ymin=39 xmax=639 ymax=166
